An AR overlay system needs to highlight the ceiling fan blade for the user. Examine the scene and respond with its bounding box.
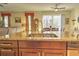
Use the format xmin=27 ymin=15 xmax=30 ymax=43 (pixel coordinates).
xmin=59 ymin=7 xmax=65 ymax=9
xmin=51 ymin=7 xmax=55 ymax=9
xmin=51 ymin=7 xmax=58 ymax=9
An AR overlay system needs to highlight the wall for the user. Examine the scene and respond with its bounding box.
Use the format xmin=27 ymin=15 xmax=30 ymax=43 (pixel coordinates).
xmin=70 ymin=7 xmax=79 ymax=40
xmin=35 ymin=11 xmax=72 ymax=39
xmin=10 ymin=12 xmax=26 ymax=38
xmin=0 ymin=11 xmax=73 ymax=40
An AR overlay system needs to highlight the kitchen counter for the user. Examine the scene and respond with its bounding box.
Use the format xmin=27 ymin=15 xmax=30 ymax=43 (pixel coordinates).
xmin=0 ymin=38 xmax=79 ymax=56
xmin=0 ymin=37 xmax=78 ymax=41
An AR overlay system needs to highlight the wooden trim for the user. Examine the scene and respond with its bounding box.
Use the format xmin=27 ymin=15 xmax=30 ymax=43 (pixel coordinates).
xmin=25 ymin=13 xmax=34 ymax=16
xmin=1 ymin=13 xmax=11 ymax=16
xmin=25 ymin=13 xmax=34 ymax=33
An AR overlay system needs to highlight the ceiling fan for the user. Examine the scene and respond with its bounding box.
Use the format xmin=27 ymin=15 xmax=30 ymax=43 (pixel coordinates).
xmin=51 ymin=4 xmax=65 ymax=11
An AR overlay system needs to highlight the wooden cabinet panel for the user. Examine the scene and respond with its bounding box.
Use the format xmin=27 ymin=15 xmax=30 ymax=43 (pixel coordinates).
xmin=67 ymin=50 xmax=79 ymax=56
xmin=19 ymin=41 xmax=66 ymax=49
xmin=40 ymin=41 xmax=66 ymax=49
xmin=0 ymin=40 xmax=67 ymax=56
xmin=0 ymin=40 xmax=18 ymax=56
xmin=42 ymin=49 xmax=66 ymax=56
xmin=19 ymin=49 xmax=41 ymax=56
xmin=68 ymin=41 xmax=79 ymax=49
xmin=19 ymin=41 xmax=66 ymax=56
xmin=19 ymin=41 xmax=41 ymax=49
xmin=0 ymin=49 xmax=18 ymax=56
xmin=0 ymin=40 xmax=18 ymax=48
xmin=67 ymin=41 xmax=79 ymax=56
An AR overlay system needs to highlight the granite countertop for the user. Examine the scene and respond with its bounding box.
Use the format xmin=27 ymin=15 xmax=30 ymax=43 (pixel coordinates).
xmin=0 ymin=37 xmax=78 ymax=41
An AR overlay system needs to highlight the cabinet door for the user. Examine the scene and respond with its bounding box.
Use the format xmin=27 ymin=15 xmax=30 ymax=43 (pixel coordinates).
xmin=0 ymin=49 xmax=18 ymax=56
xmin=19 ymin=49 xmax=41 ymax=56
xmin=67 ymin=50 xmax=79 ymax=56
xmin=42 ymin=49 xmax=66 ymax=56
xmin=68 ymin=41 xmax=79 ymax=49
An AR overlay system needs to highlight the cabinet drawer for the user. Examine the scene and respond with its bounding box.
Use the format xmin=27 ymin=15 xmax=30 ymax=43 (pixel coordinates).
xmin=68 ymin=41 xmax=79 ymax=49
xmin=19 ymin=41 xmax=66 ymax=49
xmin=19 ymin=41 xmax=41 ymax=48
xmin=42 ymin=49 xmax=66 ymax=56
xmin=0 ymin=40 xmax=18 ymax=48
xmin=19 ymin=49 xmax=41 ymax=56
xmin=67 ymin=50 xmax=79 ymax=56
xmin=40 ymin=41 xmax=66 ymax=49
xmin=0 ymin=48 xmax=18 ymax=56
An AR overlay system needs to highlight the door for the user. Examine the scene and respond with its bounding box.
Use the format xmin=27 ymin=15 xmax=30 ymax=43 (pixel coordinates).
xmin=42 ymin=49 xmax=66 ymax=56
xmin=19 ymin=49 xmax=41 ymax=56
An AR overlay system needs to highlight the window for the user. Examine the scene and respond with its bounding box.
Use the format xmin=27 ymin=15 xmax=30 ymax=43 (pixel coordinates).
xmin=42 ymin=15 xmax=63 ymax=38
xmin=3 ymin=16 xmax=9 ymax=27
xmin=2 ymin=15 xmax=10 ymax=38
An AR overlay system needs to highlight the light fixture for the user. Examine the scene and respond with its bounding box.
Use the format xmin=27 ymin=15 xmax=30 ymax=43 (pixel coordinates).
xmin=55 ymin=8 xmax=58 ymax=11
xmin=51 ymin=3 xmax=65 ymax=12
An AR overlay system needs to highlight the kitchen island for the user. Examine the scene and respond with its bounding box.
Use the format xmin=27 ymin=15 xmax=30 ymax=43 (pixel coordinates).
xmin=0 ymin=38 xmax=79 ymax=56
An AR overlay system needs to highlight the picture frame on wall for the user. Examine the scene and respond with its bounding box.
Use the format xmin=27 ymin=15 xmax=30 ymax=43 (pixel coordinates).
xmin=15 ymin=17 xmax=21 ymax=23
xmin=65 ymin=18 xmax=69 ymax=24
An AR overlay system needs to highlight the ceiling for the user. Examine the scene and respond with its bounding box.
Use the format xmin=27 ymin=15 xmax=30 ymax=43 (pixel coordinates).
xmin=0 ymin=3 xmax=79 ymax=12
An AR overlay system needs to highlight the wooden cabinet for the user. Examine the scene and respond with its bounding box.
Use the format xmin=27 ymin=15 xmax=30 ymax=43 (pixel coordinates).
xmin=19 ymin=40 xmax=66 ymax=56
xmin=42 ymin=49 xmax=66 ymax=56
xmin=39 ymin=41 xmax=66 ymax=49
xmin=19 ymin=41 xmax=41 ymax=56
xmin=19 ymin=49 xmax=66 ymax=56
xmin=0 ymin=49 xmax=18 ymax=56
xmin=19 ymin=49 xmax=41 ymax=56
xmin=19 ymin=41 xmax=66 ymax=49
xmin=68 ymin=41 xmax=79 ymax=49
xmin=67 ymin=41 xmax=79 ymax=56
xmin=19 ymin=41 xmax=41 ymax=49
xmin=0 ymin=40 xmax=18 ymax=56
xmin=0 ymin=40 xmax=67 ymax=56
xmin=67 ymin=50 xmax=79 ymax=56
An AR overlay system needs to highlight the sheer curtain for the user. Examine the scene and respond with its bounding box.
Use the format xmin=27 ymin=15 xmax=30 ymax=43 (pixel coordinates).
xmin=4 ymin=16 xmax=9 ymax=27
xmin=3 ymin=16 xmax=9 ymax=38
